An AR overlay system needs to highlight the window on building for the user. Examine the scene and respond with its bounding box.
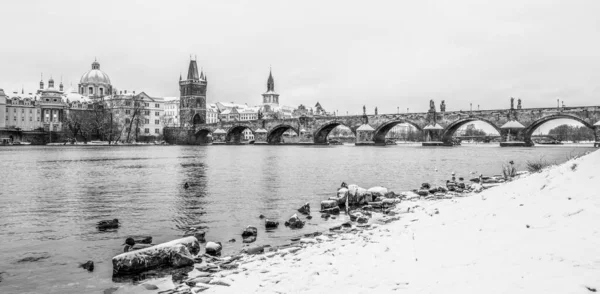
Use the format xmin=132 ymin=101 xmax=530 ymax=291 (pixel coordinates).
xmin=155 ymin=129 xmax=159 ymax=134
xmin=134 ymin=102 xmax=139 ymax=107
xmin=21 ymin=109 xmax=24 ymax=113
xmin=14 ymin=116 xmax=16 ymax=121
xmin=29 ymin=117 xmax=32 ymax=121
xmin=89 ymin=87 xmax=93 ymax=94
xmin=13 ymin=108 xmax=16 ymax=112
xmin=125 ymin=101 xmax=131 ymax=106
xmin=100 ymin=88 xmax=104 ymax=96
xmin=125 ymin=110 xmax=131 ymax=114
xmin=144 ymin=119 xmax=149 ymax=124
xmin=144 ymin=128 xmax=149 ymax=134
xmin=22 ymin=116 xmax=24 ymax=121
xmin=144 ymin=110 xmax=150 ymax=115
xmin=37 ymin=109 xmax=40 ymax=114
xmin=155 ymin=103 xmax=159 ymax=108
xmin=37 ymin=117 xmax=40 ymax=121
xmin=29 ymin=109 xmax=32 ymax=113
xmin=144 ymin=103 xmax=149 ymax=107
xmin=155 ymin=119 xmax=159 ymax=124
xmin=125 ymin=118 xmax=130 ymax=124
xmin=155 ymin=111 xmax=159 ymax=116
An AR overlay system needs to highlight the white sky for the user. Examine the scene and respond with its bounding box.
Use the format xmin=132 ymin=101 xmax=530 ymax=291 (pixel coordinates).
xmin=1 ymin=0 xmax=599 ymax=124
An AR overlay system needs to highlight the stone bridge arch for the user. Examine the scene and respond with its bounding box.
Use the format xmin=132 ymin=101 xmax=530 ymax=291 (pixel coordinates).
xmin=267 ymin=124 xmax=298 ymax=144
xmin=313 ymin=121 xmax=356 ymax=144
xmin=523 ymin=114 xmax=595 ymax=145
xmin=440 ymin=117 xmax=502 ymax=144
xmin=226 ymin=125 xmax=255 ymax=144
xmin=194 ymin=128 xmax=213 ymax=144
xmin=373 ymin=119 xmax=424 ymax=144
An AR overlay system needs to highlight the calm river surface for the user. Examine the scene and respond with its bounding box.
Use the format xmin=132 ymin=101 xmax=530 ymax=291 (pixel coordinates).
xmin=0 ymin=144 xmax=596 ymax=293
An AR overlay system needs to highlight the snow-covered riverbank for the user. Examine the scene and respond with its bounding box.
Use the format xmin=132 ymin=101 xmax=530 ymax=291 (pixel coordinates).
xmin=200 ymin=150 xmax=599 ymax=294
xmin=116 ymin=150 xmax=599 ymax=294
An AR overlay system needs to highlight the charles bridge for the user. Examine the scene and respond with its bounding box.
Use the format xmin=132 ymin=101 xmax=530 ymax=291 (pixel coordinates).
xmin=164 ymin=101 xmax=600 ymax=147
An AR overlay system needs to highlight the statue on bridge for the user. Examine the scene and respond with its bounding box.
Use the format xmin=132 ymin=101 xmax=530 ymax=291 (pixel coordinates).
xmin=510 ymin=97 xmax=515 ymax=109
xmin=375 ymin=107 xmax=378 ymax=115
xmin=429 ymin=99 xmax=435 ymax=112
xmin=440 ymin=100 xmax=446 ymax=112
xmin=517 ymin=98 xmax=522 ymax=110
xmin=363 ymin=105 xmax=366 ymax=115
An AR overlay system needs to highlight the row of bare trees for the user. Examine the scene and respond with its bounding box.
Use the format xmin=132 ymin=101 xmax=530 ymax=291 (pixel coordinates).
xmin=63 ymin=96 xmax=155 ymax=144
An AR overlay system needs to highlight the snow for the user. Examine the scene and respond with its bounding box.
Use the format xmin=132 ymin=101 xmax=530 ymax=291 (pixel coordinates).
xmin=501 ymin=120 xmax=526 ymax=129
xmin=204 ymin=150 xmax=600 ymax=294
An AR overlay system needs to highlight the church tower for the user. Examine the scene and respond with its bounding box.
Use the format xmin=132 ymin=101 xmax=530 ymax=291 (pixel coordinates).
xmin=262 ymin=69 xmax=279 ymax=106
xmin=179 ymin=58 xmax=207 ymax=127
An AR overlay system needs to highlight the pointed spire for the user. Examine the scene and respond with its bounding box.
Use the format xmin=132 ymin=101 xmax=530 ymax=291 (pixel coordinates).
xmin=200 ymin=67 xmax=205 ymax=80
xmin=179 ymin=72 xmax=182 ymax=81
xmin=22 ymin=85 xmax=24 ymax=94
xmin=186 ymin=59 xmax=200 ymax=80
xmin=40 ymin=73 xmax=44 ymax=89
xmin=267 ymin=67 xmax=274 ymax=92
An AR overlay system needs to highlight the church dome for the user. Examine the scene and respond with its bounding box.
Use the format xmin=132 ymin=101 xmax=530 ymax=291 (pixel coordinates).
xmin=80 ymin=59 xmax=111 ymax=85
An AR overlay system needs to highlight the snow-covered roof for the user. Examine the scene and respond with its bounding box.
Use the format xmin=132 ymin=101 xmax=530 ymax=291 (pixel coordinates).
xmin=594 ymin=120 xmax=600 ymax=126
xmin=357 ymin=124 xmax=375 ymax=131
xmin=63 ymin=87 xmax=90 ymax=103
xmin=213 ymin=129 xmax=226 ymax=134
xmin=255 ymin=128 xmax=267 ymax=133
xmin=163 ymin=97 xmax=179 ymax=101
xmin=423 ymin=123 xmax=444 ymax=130
xmin=500 ymin=120 xmax=525 ymax=129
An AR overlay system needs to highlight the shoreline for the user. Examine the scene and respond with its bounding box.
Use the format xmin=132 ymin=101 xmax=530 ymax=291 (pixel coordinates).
xmin=116 ymin=149 xmax=600 ymax=294
xmin=105 ymin=155 xmax=583 ymax=293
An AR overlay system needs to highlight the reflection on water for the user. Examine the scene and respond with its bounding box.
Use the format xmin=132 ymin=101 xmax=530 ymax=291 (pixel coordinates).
xmin=0 ymin=144 xmax=595 ymax=293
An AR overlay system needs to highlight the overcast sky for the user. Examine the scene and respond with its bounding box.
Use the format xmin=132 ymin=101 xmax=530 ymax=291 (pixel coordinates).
xmin=1 ymin=0 xmax=599 ymax=131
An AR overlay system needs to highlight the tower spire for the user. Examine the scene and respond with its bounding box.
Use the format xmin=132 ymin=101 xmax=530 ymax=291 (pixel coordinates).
xmin=40 ymin=73 xmax=44 ymax=90
xmin=186 ymin=59 xmax=199 ymax=80
xmin=267 ymin=67 xmax=274 ymax=92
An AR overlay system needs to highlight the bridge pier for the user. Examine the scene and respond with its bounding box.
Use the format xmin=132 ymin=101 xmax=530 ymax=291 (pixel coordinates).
xmin=254 ymin=128 xmax=268 ymax=145
xmin=212 ymin=129 xmax=226 ymax=145
xmin=355 ymin=124 xmax=375 ymax=146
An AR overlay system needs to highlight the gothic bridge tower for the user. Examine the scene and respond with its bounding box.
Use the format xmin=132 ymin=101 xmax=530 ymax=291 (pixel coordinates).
xmin=179 ymin=58 xmax=207 ymax=127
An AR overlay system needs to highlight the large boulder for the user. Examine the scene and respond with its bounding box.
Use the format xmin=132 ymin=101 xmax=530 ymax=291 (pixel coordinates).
xmin=297 ymin=203 xmax=310 ymax=215
xmin=241 ymin=226 xmax=258 ymax=237
xmin=205 ymin=241 xmax=223 ymax=256
xmin=284 ymin=213 xmax=305 ymax=229
xmin=320 ymin=200 xmax=338 ymax=210
xmin=336 ymin=188 xmax=349 ymax=205
xmin=112 ymin=236 xmax=199 ymax=276
xmin=416 ymin=189 xmax=430 ymax=196
xmin=367 ymin=186 xmax=388 ymax=197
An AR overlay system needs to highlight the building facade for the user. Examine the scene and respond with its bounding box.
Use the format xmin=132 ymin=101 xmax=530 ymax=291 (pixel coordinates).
xmin=164 ymin=97 xmax=180 ymax=127
xmin=179 ymin=59 xmax=207 ymax=127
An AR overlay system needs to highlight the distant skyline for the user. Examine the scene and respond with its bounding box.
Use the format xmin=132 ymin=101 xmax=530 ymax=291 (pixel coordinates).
xmin=2 ymin=0 xmax=600 ymax=127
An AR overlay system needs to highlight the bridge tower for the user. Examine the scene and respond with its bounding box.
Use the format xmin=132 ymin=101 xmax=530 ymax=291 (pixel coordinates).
xmin=179 ymin=58 xmax=207 ymax=127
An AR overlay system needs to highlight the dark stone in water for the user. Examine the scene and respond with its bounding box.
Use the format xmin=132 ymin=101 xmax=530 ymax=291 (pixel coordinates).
xmin=341 ymin=221 xmax=352 ymax=228
xmin=290 ymin=237 xmax=301 ymax=242
xmin=16 ymin=253 xmax=51 ymax=263
xmin=242 ymin=226 xmax=258 ymax=237
xmin=265 ymin=219 xmax=279 ymax=229
xmin=103 ymin=287 xmax=120 ymax=294
xmin=228 ymin=238 xmax=236 ymax=243
xmin=321 ymin=213 xmax=330 ymax=219
xmin=298 ymin=203 xmax=310 ymax=215
xmin=79 ymin=260 xmax=94 ymax=272
xmin=329 ymin=225 xmax=342 ymax=231
xmin=259 ymin=214 xmax=266 ymax=219
xmin=242 ymin=236 xmax=256 ymax=243
xmin=183 ymin=182 xmax=189 ymax=189
xmin=421 ymin=183 xmax=431 ymax=189
xmin=97 ymin=219 xmax=119 ymax=230
xmin=306 ymin=215 xmax=313 ymax=220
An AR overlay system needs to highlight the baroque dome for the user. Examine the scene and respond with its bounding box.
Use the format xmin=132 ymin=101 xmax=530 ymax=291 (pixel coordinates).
xmin=80 ymin=60 xmax=111 ymax=85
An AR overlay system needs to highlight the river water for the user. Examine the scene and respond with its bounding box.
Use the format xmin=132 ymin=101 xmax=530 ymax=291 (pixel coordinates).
xmin=0 ymin=144 xmax=595 ymax=293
